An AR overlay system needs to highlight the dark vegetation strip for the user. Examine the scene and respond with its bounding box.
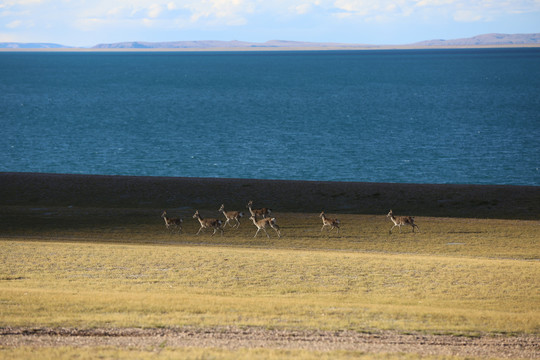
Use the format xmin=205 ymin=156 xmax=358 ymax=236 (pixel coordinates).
xmin=1 ymin=172 xmax=538 ymax=219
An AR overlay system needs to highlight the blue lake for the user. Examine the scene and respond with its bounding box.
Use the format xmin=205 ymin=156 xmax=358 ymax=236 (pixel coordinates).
xmin=1 ymin=49 xmax=539 ymax=185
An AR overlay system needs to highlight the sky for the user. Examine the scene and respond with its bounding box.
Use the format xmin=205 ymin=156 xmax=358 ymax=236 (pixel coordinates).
xmin=1 ymin=0 xmax=539 ymax=47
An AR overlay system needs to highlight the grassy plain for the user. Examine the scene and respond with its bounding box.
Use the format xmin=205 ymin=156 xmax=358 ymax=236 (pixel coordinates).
xmin=1 ymin=212 xmax=539 ymax=334
xmin=0 ymin=173 xmax=539 ymax=359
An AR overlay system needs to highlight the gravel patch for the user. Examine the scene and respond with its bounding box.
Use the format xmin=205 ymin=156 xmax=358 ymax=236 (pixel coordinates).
xmin=1 ymin=327 xmax=538 ymax=358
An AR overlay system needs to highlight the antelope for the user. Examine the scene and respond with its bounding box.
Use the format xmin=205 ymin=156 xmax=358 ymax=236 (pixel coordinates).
xmin=218 ymin=204 xmax=244 ymax=228
xmin=246 ymin=200 xmax=271 ymax=219
xmin=193 ymin=210 xmax=223 ymax=236
xmin=248 ymin=215 xmax=281 ymax=238
xmin=161 ymin=211 xmax=182 ymax=233
xmin=387 ymin=210 xmax=420 ymax=234
xmin=319 ymin=211 xmax=340 ymax=234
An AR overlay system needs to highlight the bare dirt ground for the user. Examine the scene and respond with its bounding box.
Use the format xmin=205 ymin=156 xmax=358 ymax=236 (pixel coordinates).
xmin=2 ymin=172 xmax=539 ymax=219
xmin=1 ymin=327 xmax=538 ymax=358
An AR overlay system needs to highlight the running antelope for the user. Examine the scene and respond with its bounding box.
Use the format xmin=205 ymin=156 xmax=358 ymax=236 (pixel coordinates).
xmin=248 ymin=215 xmax=281 ymax=238
xmin=161 ymin=211 xmax=182 ymax=233
xmin=246 ymin=200 xmax=271 ymax=219
xmin=319 ymin=211 xmax=340 ymax=234
xmin=193 ymin=210 xmax=224 ymax=236
xmin=386 ymin=210 xmax=420 ymax=234
xmin=218 ymin=204 xmax=244 ymax=228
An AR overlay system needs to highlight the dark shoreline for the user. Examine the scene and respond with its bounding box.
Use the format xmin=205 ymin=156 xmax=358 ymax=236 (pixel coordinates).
xmin=1 ymin=172 xmax=538 ymax=219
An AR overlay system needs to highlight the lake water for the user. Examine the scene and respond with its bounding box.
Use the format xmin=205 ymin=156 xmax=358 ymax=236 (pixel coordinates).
xmin=1 ymin=49 xmax=539 ymax=185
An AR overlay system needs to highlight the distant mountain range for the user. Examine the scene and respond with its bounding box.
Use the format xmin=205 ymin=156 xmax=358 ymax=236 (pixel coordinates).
xmin=91 ymin=40 xmax=361 ymax=49
xmin=2 ymin=33 xmax=539 ymax=49
xmin=411 ymin=33 xmax=540 ymax=46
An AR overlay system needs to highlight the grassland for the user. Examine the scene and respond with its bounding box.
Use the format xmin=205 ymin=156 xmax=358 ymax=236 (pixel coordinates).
xmin=0 ymin=173 xmax=539 ymax=359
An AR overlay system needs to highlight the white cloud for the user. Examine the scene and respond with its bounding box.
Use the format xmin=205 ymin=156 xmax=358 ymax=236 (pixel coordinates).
xmin=147 ymin=4 xmax=162 ymax=18
xmin=74 ymin=17 xmax=109 ymax=31
xmin=0 ymin=33 xmax=17 ymax=41
xmin=1 ymin=0 xmax=44 ymax=6
xmin=1 ymin=0 xmax=540 ymax=45
xmin=415 ymin=0 xmax=456 ymax=6
xmin=330 ymin=0 xmax=540 ymax=23
xmin=288 ymin=1 xmax=323 ymax=15
xmin=184 ymin=0 xmax=253 ymax=23
xmin=453 ymin=9 xmax=485 ymax=22
xmin=294 ymin=3 xmax=313 ymax=15
xmin=64 ymin=0 xmax=255 ymax=29
xmin=106 ymin=7 xmax=123 ymax=16
xmin=6 ymin=20 xmax=23 ymax=28
xmin=4 ymin=0 xmax=540 ymax=28
xmin=332 ymin=0 xmax=416 ymax=19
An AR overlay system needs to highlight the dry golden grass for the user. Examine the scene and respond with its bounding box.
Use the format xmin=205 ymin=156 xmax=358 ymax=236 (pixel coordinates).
xmin=2 ymin=206 xmax=538 ymax=259
xmin=1 ymin=209 xmax=538 ymax=335
xmin=1 ymin=174 xmax=539 ymax=358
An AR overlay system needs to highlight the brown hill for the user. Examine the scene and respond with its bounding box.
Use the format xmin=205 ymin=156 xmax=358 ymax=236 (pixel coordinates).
xmin=90 ymin=33 xmax=540 ymax=49
xmin=412 ymin=33 xmax=540 ymax=46
xmin=91 ymin=40 xmax=364 ymax=49
xmin=4 ymin=33 xmax=540 ymax=50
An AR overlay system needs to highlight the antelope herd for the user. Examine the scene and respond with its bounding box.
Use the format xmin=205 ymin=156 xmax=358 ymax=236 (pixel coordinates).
xmin=162 ymin=201 xmax=421 ymax=237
